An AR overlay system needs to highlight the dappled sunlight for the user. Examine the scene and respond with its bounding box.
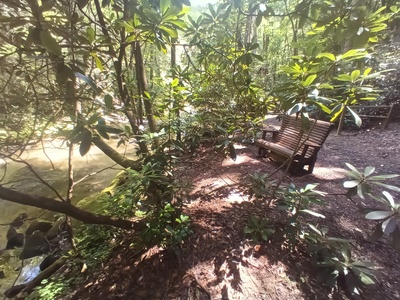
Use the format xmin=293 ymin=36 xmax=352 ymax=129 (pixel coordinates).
xmin=312 ymin=166 xmax=347 ymax=180
xmin=225 ymin=191 xmax=248 ymax=203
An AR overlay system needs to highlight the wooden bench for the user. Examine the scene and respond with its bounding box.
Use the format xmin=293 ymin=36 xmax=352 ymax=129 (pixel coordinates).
xmin=256 ymin=115 xmax=334 ymax=174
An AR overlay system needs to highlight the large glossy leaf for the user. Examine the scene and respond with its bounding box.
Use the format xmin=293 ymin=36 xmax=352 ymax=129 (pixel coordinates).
xmin=359 ymin=273 xmax=375 ymax=285
xmin=382 ymin=217 xmax=397 ymax=235
xmin=347 ymin=106 xmax=362 ymax=127
xmin=345 ymin=163 xmax=363 ymax=178
xmin=79 ymin=130 xmax=92 ymax=156
xmin=368 ymin=174 xmax=399 ymax=180
xmin=74 ymin=72 xmax=98 ymax=93
xmin=104 ymin=94 xmax=113 ymax=109
xmin=382 ymin=191 xmax=395 ymax=208
xmin=365 ymin=210 xmax=392 ymax=220
xmin=373 ymin=182 xmax=400 ymax=192
xmin=302 ymin=74 xmax=317 ymax=87
xmin=300 ymin=209 xmax=325 ymax=218
xmin=364 ymin=166 xmax=375 ymax=176
xmin=316 ymin=52 xmax=335 ymax=61
xmin=160 ymin=0 xmax=171 ymax=14
xmin=343 ymin=180 xmax=360 ymax=188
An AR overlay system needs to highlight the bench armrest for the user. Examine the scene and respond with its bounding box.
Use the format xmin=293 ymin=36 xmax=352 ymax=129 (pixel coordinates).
xmin=304 ymin=141 xmax=321 ymax=148
xmin=301 ymin=141 xmax=322 ymax=157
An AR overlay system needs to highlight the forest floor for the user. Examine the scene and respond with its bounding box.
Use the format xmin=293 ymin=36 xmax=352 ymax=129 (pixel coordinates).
xmin=69 ymin=120 xmax=400 ymax=300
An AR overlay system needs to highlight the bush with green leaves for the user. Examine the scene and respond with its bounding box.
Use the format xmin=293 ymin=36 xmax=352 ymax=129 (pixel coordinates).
xmin=141 ymin=203 xmax=192 ymax=254
xmin=244 ymin=216 xmax=274 ymax=243
xmin=343 ymin=163 xmax=400 ymax=251
xmin=245 ymin=163 xmax=399 ymax=296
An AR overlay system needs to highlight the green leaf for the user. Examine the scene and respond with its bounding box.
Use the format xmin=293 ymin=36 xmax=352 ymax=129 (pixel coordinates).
xmin=350 ymin=70 xmax=360 ymax=82
xmin=345 ymin=163 xmax=363 ymax=178
xmin=160 ymin=0 xmax=171 ymax=14
xmin=368 ymin=174 xmax=399 ymax=180
xmin=104 ymin=94 xmax=113 ymax=109
xmin=159 ymin=26 xmax=178 ymax=38
xmin=288 ymin=103 xmax=304 ymax=115
xmin=40 ymin=30 xmax=62 ymax=56
xmin=97 ymin=127 xmax=110 ymax=140
xmin=171 ymin=78 xmax=179 ymax=87
xmin=316 ymin=52 xmax=335 ymax=61
xmin=359 ymin=273 xmax=375 ymax=285
xmin=244 ymin=227 xmax=254 ymax=234
xmin=347 ymin=106 xmax=362 ymax=127
xmin=300 ymin=209 xmax=325 ymax=218
xmin=343 ymin=180 xmax=359 ymax=188
xmin=364 ymin=166 xmax=375 ymax=176
xmin=308 ymin=224 xmax=322 ymax=235
xmin=86 ymin=27 xmax=95 ymax=44
xmin=302 ymin=74 xmax=317 ymax=87
xmin=337 ymin=74 xmax=352 ymax=81
xmin=79 ymin=130 xmax=92 ymax=156
xmin=365 ymin=210 xmax=392 ymax=220
xmin=372 ymin=182 xmax=400 ymax=192
xmin=93 ymin=55 xmax=103 ymax=71
xmin=382 ymin=191 xmax=395 ymax=208
xmin=340 ymin=49 xmax=367 ymax=60
xmin=261 ymin=231 xmax=270 ymax=241
xmin=382 ymin=217 xmax=397 ymax=235
xmin=74 ymin=72 xmax=98 ymax=93
xmin=87 ymin=113 xmax=100 ymax=125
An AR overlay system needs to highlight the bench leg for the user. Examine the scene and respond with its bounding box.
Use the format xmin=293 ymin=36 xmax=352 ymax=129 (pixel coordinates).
xmin=258 ymin=147 xmax=267 ymax=158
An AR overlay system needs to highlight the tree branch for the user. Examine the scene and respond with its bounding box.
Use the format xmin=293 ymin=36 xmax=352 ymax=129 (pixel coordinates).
xmin=0 ymin=185 xmax=145 ymax=230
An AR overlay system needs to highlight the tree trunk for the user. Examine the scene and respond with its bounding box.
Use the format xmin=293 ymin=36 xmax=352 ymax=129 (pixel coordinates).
xmin=0 ymin=185 xmax=145 ymax=230
xmin=133 ymin=41 xmax=157 ymax=133
xmin=171 ymin=43 xmax=181 ymax=141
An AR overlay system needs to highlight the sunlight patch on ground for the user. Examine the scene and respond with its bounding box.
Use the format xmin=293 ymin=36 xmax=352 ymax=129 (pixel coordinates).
xmin=312 ymin=166 xmax=347 ymax=180
xmin=222 ymin=153 xmax=252 ymax=167
xmin=225 ymin=191 xmax=248 ymax=203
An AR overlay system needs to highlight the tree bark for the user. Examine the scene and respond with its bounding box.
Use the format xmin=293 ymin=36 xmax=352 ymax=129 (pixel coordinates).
xmin=133 ymin=41 xmax=157 ymax=133
xmin=91 ymin=136 xmax=142 ymax=169
xmin=0 ymin=185 xmax=145 ymax=230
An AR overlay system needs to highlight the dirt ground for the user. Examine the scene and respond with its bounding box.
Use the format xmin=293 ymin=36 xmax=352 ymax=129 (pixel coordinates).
xmin=68 ymin=120 xmax=400 ymax=300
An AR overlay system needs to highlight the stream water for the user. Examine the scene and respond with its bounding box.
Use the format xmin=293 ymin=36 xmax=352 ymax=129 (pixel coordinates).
xmin=0 ymin=137 xmax=136 ymax=296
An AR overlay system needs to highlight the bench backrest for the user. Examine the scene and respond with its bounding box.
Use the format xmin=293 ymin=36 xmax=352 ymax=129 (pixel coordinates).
xmin=273 ymin=115 xmax=333 ymax=157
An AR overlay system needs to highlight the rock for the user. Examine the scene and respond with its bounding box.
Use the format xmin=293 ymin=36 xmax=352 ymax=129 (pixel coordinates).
xmin=0 ymin=270 xmax=5 ymax=279
xmin=5 ymin=233 xmax=24 ymax=249
xmin=4 ymin=284 xmax=26 ymax=298
xmin=25 ymin=220 xmax=53 ymax=236
xmin=6 ymin=226 xmax=17 ymax=240
xmin=10 ymin=213 xmax=28 ymax=228
xmin=40 ymin=254 xmax=60 ymax=271
xmin=46 ymin=217 xmax=66 ymax=240
xmin=20 ymin=231 xmax=50 ymax=260
xmin=6 ymin=226 xmax=24 ymax=249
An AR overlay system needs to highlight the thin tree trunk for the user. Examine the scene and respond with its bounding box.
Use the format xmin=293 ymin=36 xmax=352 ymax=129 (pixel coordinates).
xmin=171 ymin=43 xmax=181 ymax=141
xmin=133 ymin=41 xmax=157 ymax=133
